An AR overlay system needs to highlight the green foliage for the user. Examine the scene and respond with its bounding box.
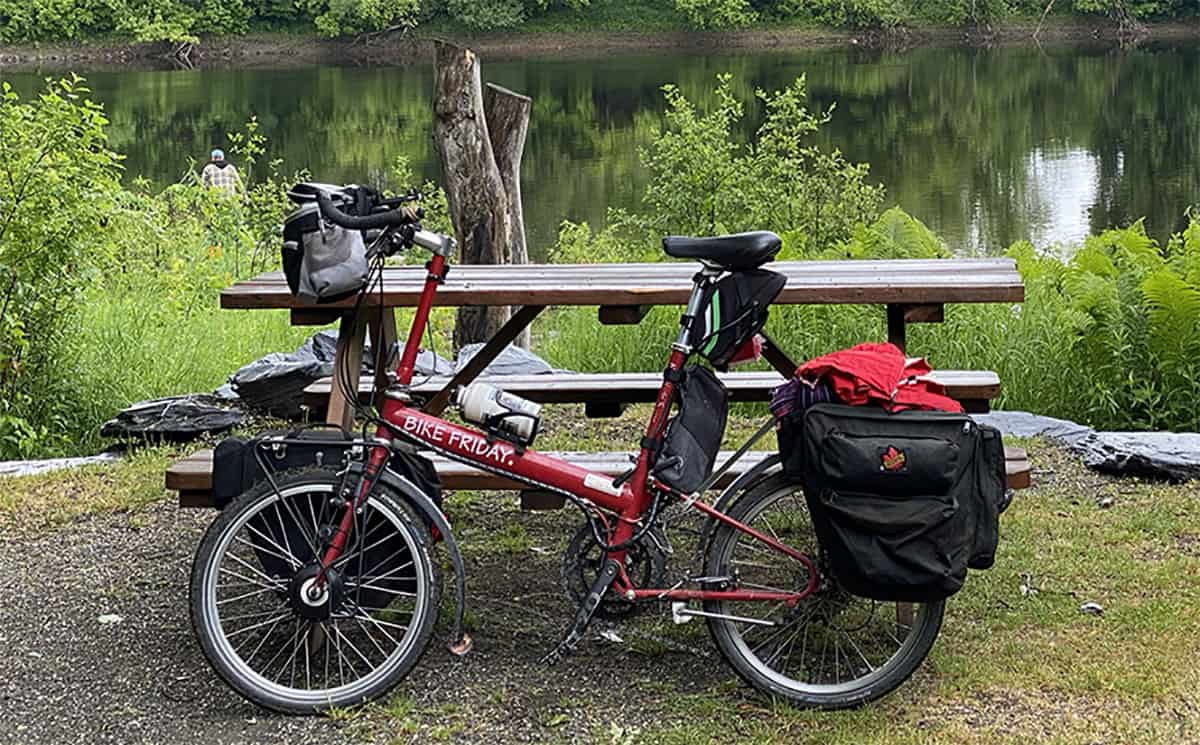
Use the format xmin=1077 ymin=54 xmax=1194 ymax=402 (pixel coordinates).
xmin=303 ymin=0 xmax=420 ymax=36
xmin=641 ymin=74 xmax=883 ymax=250
xmin=0 ymin=77 xmax=123 ymax=457
xmin=444 ymin=0 xmax=528 ymax=29
xmin=674 ymin=0 xmax=757 ymax=28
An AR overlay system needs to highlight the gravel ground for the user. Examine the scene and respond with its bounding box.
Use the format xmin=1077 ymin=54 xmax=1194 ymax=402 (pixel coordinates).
xmin=0 ymin=493 xmax=729 ymax=745
xmin=0 ymin=503 xmax=359 ymax=745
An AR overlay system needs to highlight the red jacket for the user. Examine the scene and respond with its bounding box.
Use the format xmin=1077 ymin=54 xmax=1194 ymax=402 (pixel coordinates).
xmin=797 ymin=342 xmax=963 ymax=413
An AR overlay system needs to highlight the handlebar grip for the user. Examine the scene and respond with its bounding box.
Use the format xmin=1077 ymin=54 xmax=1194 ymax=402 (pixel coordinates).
xmin=315 ymin=191 xmax=417 ymax=230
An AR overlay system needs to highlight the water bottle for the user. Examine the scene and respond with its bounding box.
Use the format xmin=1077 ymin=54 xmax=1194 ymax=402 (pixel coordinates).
xmin=456 ymin=383 xmax=542 ymax=443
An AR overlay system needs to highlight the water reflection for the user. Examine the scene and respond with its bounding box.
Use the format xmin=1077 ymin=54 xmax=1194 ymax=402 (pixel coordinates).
xmin=3 ymin=41 xmax=1197 ymax=256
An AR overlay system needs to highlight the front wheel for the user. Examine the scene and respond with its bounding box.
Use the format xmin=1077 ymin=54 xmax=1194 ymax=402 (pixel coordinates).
xmin=189 ymin=468 xmax=440 ymax=714
xmin=703 ymin=473 xmax=944 ymax=709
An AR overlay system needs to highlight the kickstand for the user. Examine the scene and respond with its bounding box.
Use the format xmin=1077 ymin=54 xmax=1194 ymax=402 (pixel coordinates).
xmin=541 ymin=558 xmax=621 ymax=665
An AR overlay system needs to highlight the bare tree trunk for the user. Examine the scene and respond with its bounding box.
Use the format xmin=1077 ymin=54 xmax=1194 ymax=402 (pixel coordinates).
xmin=484 ymin=82 xmax=532 ymax=349
xmin=432 ymin=42 xmax=533 ymax=351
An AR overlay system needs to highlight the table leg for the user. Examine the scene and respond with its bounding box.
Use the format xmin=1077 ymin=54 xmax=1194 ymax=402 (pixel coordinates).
xmin=886 ymin=304 xmax=906 ymax=353
xmin=327 ymin=311 xmax=368 ymax=430
xmin=368 ymin=308 xmax=399 ymax=408
xmin=423 ymin=305 xmax=546 ymax=415
xmin=759 ymin=332 xmax=800 ymax=378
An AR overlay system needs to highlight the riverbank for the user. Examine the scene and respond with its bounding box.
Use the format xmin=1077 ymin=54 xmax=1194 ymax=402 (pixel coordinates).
xmin=3 ymin=19 xmax=1200 ymax=71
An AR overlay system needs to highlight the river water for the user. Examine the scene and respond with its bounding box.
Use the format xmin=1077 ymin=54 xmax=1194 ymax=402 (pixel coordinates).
xmin=5 ymin=40 xmax=1199 ymax=256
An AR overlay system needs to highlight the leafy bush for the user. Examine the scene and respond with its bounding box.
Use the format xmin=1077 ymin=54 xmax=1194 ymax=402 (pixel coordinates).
xmin=562 ymin=74 xmax=883 ymax=259
xmin=303 ymin=0 xmax=420 ymax=36
xmin=0 ymin=77 xmax=122 ymax=457
xmin=674 ymin=0 xmax=758 ymax=28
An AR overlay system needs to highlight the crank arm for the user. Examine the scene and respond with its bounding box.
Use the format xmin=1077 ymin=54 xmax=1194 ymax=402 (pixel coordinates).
xmin=542 ymin=558 xmax=621 ymax=664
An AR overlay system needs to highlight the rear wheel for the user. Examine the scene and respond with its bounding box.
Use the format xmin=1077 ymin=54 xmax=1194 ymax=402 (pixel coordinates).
xmin=703 ymin=473 xmax=943 ymax=708
xmin=189 ymin=468 xmax=440 ymax=714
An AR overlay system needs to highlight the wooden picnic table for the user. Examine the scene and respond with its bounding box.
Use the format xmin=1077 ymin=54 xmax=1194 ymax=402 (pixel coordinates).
xmin=221 ymin=258 xmax=1024 ymax=429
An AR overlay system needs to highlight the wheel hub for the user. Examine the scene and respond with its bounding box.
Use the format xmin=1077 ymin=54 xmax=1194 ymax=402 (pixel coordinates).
xmin=288 ymin=564 xmax=345 ymax=620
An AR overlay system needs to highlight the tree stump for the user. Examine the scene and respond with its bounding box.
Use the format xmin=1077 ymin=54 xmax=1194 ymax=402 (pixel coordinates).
xmin=432 ymin=41 xmax=532 ymax=350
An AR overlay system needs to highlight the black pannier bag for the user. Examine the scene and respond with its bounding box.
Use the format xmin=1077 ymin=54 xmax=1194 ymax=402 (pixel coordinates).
xmin=281 ymin=183 xmax=370 ymax=303
xmin=653 ymin=365 xmax=728 ymax=494
xmin=211 ymin=429 xmax=443 ymax=610
xmin=799 ymin=404 xmax=1007 ymax=602
xmin=689 ymin=269 xmax=787 ymax=367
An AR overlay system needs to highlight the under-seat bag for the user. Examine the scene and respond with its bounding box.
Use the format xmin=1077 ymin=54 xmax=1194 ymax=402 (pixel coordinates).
xmin=688 ymin=269 xmax=786 ymax=367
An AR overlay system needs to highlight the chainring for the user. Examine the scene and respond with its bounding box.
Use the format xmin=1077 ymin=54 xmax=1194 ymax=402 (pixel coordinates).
xmin=560 ymin=522 xmax=667 ymax=620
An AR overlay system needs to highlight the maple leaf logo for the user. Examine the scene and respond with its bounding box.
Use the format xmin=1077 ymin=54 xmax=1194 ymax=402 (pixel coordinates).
xmin=881 ymin=446 xmax=907 ymax=472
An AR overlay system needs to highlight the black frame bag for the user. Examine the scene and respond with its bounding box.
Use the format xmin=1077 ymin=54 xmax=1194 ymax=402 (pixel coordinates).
xmin=653 ymin=365 xmax=729 ymax=494
xmin=799 ymin=404 xmax=1006 ymax=602
xmin=689 ymin=269 xmax=786 ymax=367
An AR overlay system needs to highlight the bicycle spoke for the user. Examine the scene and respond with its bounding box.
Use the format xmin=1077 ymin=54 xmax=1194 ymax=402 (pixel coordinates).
xmin=235 ymin=613 xmax=287 ymax=663
xmin=330 ymin=620 xmax=374 ymax=670
xmin=233 ymin=535 xmax=302 ymax=571
xmin=243 ymin=521 xmax=306 ymax=568
xmin=223 ymin=552 xmax=286 ymax=588
xmin=217 ymin=585 xmax=283 ymax=605
xmin=345 ymin=582 xmax=417 ymax=598
xmin=225 ymin=610 xmax=294 ymax=639
xmin=352 ymin=610 xmax=404 ymax=646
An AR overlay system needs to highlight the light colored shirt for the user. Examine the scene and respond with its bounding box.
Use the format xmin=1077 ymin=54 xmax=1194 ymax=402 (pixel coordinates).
xmin=201 ymin=162 xmax=243 ymax=196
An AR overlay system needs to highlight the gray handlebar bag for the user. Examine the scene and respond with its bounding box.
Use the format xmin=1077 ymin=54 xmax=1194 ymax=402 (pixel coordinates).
xmin=281 ymin=195 xmax=369 ymax=303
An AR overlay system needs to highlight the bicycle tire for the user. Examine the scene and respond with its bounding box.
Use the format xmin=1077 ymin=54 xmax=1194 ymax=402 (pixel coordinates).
xmin=189 ymin=467 xmax=440 ymax=714
xmin=703 ymin=472 xmax=944 ymax=709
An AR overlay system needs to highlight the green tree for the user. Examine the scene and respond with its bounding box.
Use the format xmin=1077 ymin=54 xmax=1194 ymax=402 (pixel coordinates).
xmin=674 ymin=0 xmax=757 ymax=28
xmin=302 ymin=0 xmax=420 ymax=35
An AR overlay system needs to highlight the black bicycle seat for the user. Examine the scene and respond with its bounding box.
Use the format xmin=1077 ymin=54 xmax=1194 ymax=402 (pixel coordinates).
xmin=661 ymin=231 xmax=782 ymax=270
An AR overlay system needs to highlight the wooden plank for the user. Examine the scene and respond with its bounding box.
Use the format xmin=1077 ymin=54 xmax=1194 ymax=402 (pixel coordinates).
xmin=223 ymin=259 xmax=1025 ymax=311
xmin=903 ymin=303 xmax=945 ymax=324
xmin=169 ymin=444 xmax=1032 ymax=508
xmin=423 ymin=305 xmax=546 ymax=415
xmin=598 ymin=305 xmax=651 ymax=325
xmin=304 ymin=369 xmax=1002 ymax=410
xmin=291 ymin=308 xmax=343 ymax=326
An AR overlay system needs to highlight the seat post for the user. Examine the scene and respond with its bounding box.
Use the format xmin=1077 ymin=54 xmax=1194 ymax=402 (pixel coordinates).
xmin=673 ymin=266 xmax=723 ymax=353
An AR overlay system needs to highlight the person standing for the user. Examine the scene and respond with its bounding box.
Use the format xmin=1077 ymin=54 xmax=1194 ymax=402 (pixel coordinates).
xmin=201 ymin=148 xmax=243 ymax=196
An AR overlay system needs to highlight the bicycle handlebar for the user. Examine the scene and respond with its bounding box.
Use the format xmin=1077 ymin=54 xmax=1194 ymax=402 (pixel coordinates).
xmin=316 ymin=190 xmax=418 ymax=230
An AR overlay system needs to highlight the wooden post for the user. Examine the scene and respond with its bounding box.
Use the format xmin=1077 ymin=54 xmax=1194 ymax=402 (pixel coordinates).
xmin=432 ymin=42 xmax=532 ymax=351
xmin=484 ymin=83 xmax=533 ymax=349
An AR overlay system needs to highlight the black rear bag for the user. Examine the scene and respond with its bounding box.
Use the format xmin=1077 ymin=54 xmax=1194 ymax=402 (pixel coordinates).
xmin=653 ymin=365 xmax=728 ymax=494
xmin=689 ymin=269 xmax=786 ymax=367
xmin=799 ymin=404 xmax=1006 ymax=602
xmin=211 ymin=428 xmax=442 ymax=611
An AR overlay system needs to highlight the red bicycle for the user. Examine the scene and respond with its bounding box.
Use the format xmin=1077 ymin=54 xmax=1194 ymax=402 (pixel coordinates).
xmin=189 ymin=189 xmax=944 ymax=714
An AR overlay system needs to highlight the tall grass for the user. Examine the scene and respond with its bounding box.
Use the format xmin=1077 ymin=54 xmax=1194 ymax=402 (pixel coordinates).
xmin=65 ymin=297 xmax=314 ymax=455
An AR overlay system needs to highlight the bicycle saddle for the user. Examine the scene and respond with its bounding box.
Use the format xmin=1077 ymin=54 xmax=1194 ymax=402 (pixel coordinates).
xmin=661 ymin=231 xmax=782 ymax=270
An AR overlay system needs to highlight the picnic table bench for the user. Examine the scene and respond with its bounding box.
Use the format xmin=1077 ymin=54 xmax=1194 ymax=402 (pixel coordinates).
xmin=169 ymin=257 xmax=1028 ymax=508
